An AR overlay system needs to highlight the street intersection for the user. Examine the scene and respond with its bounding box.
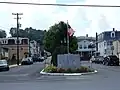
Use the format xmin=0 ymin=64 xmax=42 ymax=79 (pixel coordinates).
xmin=0 ymin=58 xmax=120 ymax=90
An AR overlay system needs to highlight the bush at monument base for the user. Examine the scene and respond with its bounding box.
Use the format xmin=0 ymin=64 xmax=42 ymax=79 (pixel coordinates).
xmin=43 ymin=65 xmax=94 ymax=73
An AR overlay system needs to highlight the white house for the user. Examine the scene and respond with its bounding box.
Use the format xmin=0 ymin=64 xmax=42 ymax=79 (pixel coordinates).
xmin=77 ymin=35 xmax=96 ymax=60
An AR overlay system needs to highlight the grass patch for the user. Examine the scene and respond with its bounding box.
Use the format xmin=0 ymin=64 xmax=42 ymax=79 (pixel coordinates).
xmin=43 ymin=65 xmax=94 ymax=73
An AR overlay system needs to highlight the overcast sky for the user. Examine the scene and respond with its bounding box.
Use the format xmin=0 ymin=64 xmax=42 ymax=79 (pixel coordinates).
xmin=0 ymin=0 xmax=120 ymax=37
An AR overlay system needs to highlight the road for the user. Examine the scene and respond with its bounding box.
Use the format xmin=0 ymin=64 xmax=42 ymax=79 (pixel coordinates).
xmin=0 ymin=60 xmax=120 ymax=90
xmin=0 ymin=62 xmax=45 ymax=82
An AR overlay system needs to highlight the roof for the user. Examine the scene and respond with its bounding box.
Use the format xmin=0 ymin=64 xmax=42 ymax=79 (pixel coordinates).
xmin=77 ymin=36 xmax=96 ymax=41
xmin=0 ymin=37 xmax=29 ymax=40
xmin=98 ymin=30 xmax=120 ymax=36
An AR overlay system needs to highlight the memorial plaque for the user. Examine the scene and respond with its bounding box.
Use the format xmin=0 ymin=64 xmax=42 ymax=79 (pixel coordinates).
xmin=57 ymin=54 xmax=81 ymax=69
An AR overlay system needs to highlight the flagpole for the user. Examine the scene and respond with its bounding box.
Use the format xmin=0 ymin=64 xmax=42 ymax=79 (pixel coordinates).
xmin=67 ymin=20 xmax=69 ymax=54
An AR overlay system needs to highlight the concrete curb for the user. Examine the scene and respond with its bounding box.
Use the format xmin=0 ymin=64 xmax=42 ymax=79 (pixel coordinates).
xmin=40 ymin=69 xmax=98 ymax=76
xmin=9 ymin=64 xmax=21 ymax=68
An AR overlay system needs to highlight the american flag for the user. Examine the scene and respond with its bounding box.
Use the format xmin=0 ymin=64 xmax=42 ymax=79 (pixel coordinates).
xmin=68 ymin=27 xmax=75 ymax=36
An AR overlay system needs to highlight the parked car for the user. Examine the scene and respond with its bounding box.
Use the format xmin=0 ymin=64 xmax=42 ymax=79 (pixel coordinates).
xmin=38 ymin=56 xmax=45 ymax=62
xmin=44 ymin=55 xmax=47 ymax=59
xmin=0 ymin=60 xmax=9 ymax=71
xmin=32 ymin=56 xmax=39 ymax=62
xmin=103 ymin=55 xmax=119 ymax=66
xmin=27 ymin=57 xmax=33 ymax=64
xmin=98 ymin=56 xmax=104 ymax=64
xmin=21 ymin=57 xmax=33 ymax=65
xmin=91 ymin=56 xmax=104 ymax=64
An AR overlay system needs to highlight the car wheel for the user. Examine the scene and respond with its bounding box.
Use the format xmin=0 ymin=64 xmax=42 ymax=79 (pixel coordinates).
xmin=105 ymin=62 xmax=109 ymax=66
xmin=116 ymin=63 xmax=119 ymax=66
xmin=6 ymin=67 xmax=9 ymax=71
xmin=103 ymin=61 xmax=105 ymax=65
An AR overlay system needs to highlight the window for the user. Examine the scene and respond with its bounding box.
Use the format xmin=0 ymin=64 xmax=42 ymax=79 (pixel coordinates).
xmin=104 ymin=42 xmax=106 ymax=46
xmin=104 ymin=49 xmax=106 ymax=54
xmin=107 ymin=41 xmax=113 ymax=45
xmin=84 ymin=45 xmax=87 ymax=49
xmin=15 ymin=39 xmax=21 ymax=44
xmin=8 ymin=39 xmax=15 ymax=45
xmin=99 ymin=44 xmax=101 ymax=48
xmin=111 ymin=32 xmax=115 ymax=38
xmin=110 ymin=41 xmax=113 ymax=45
xmin=79 ymin=45 xmax=82 ymax=49
xmin=22 ymin=39 xmax=28 ymax=44
xmin=21 ymin=48 xmax=23 ymax=50
xmin=1 ymin=40 xmax=7 ymax=44
xmin=102 ymin=34 xmax=104 ymax=39
xmin=4 ymin=40 xmax=6 ymax=44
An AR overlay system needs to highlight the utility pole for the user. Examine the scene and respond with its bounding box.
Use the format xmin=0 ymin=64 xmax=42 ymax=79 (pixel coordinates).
xmin=12 ymin=13 xmax=23 ymax=65
xmin=67 ymin=20 xmax=69 ymax=54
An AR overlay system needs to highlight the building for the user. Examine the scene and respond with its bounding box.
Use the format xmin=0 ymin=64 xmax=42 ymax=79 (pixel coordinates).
xmin=0 ymin=47 xmax=8 ymax=59
xmin=113 ymin=40 xmax=120 ymax=59
xmin=30 ymin=40 xmax=38 ymax=57
xmin=0 ymin=37 xmax=29 ymax=63
xmin=77 ymin=34 xmax=96 ymax=60
xmin=97 ymin=28 xmax=120 ymax=57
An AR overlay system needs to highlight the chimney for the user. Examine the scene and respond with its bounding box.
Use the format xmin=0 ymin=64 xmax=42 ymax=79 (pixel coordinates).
xmin=113 ymin=28 xmax=115 ymax=31
xmin=86 ymin=34 xmax=88 ymax=37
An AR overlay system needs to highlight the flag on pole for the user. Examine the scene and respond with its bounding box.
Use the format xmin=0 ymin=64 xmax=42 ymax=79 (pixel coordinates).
xmin=67 ymin=27 xmax=75 ymax=37
xmin=66 ymin=20 xmax=75 ymax=54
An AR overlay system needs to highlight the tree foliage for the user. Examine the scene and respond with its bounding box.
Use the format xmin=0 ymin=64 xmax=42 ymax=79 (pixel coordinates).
xmin=9 ymin=27 xmax=46 ymax=44
xmin=0 ymin=30 xmax=7 ymax=38
xmin=44 ymin=21 xmax=78 ymax=54
xmin=43 ymin=21 xmax=78 ymax=66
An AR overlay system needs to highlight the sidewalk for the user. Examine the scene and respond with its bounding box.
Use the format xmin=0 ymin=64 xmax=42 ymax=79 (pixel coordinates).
xmin=9 ymin=64 xmax=21 ymax=68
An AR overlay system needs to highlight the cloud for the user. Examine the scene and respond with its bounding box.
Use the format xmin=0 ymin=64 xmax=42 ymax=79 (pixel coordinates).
xmin=0 ymin=0 xmax=120 ymax=37
xmin=83 ymin=0 xmax=120 ymax=35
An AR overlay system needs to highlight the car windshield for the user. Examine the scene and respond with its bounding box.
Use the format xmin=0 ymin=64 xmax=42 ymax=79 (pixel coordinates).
xmin=22 ymin=58 xmax=28 ymax=61
xmin=0 ymin=60 xmax=7 ymax=64
xmin=109 ymin=56 xmax=118 ymax=59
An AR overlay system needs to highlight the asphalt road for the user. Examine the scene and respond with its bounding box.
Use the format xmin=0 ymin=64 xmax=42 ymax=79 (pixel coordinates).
xmin=0 ymin=60 xmax=120 ymax=90
xmin=0 ymin=61 xmax=45 ymax=82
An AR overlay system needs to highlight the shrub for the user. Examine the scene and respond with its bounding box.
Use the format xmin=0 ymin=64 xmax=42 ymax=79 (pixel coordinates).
xmin=79 ymin=66 xmax=88 ymax=72
xmin=76 ymin=68 xmax=80 ymax=73
xmin=57 ymin=68 xmax=66 ymax=73
xmin=51 ymin=68 xmax=57 ymax=73
xmin=44 ymin=65 xmax=57 ymax=73
xmin=66 ymin=68 xmax=72 ymax=73
xmin=44 ymin=65 xmax=94 ymax=73
xmin=79 ymin=66 xmax=93 ymax=73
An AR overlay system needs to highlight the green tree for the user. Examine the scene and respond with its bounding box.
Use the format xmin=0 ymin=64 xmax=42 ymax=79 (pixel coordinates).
xmin=9 ymin=27 xmax=45 ymax=44
xmin=43 ymin=21 xmax=78 ymax=66
xmin=0 ymin=30 xmax=7 ymax=38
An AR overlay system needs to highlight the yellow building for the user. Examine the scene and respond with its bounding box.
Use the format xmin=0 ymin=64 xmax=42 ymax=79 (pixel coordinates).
xmin=0 ymin=37 xmax=29 ymax=64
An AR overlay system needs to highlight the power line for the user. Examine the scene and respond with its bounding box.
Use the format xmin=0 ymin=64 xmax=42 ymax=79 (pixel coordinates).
xmin=0 ymin=1 xmax=120 ymax=7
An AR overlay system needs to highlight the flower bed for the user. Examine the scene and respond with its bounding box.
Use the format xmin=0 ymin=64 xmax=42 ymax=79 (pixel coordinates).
xmin=43 ymin=65 xmax=94 ymax=73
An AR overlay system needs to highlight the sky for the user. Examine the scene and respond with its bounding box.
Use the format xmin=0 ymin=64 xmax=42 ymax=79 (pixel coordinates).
xmin=0 ymin=0 xmax=120 ymax=37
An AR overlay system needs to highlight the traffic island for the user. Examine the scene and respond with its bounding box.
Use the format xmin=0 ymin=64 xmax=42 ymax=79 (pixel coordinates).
xmin=40 ymin=65 xmax=98 ymax=76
